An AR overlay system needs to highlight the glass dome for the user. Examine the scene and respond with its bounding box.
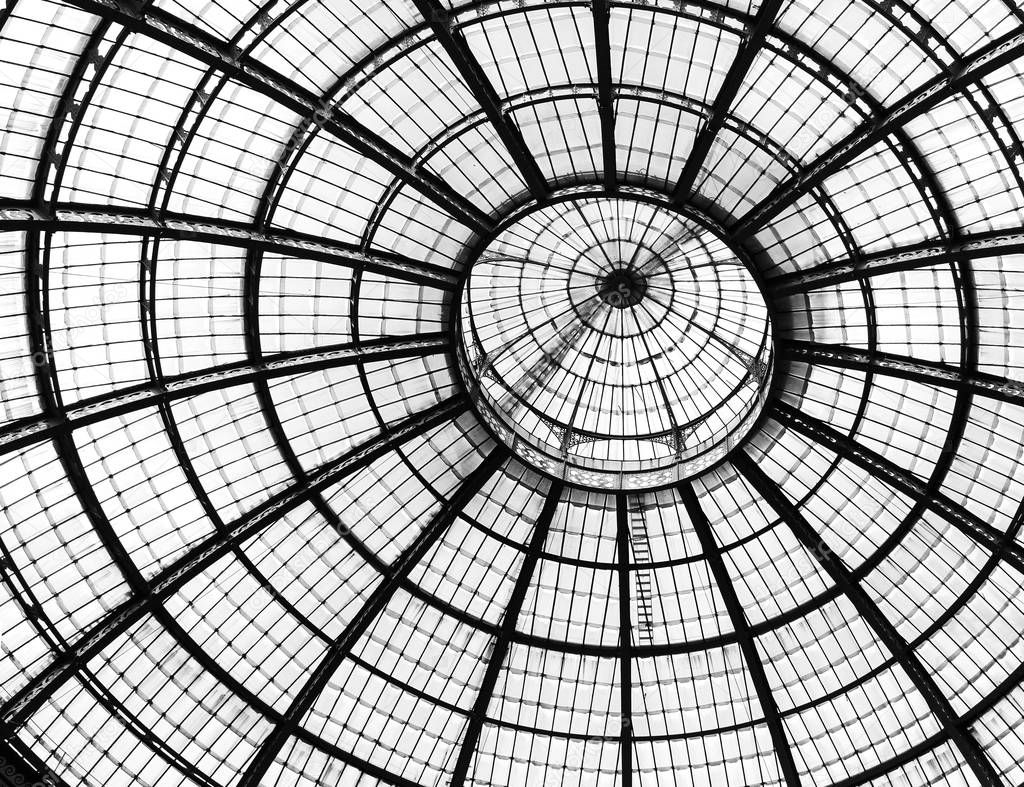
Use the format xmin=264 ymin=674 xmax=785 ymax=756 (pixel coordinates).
xmin=1 ymin=0 xmax=1024 ymax=786
xmin=459 ymin=195 xmax=773 ymax=489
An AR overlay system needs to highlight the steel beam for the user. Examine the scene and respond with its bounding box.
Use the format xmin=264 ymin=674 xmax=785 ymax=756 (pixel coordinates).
xmin=670 ymin=0 xmax=785 ymax=203
xmin=413 ymin=0 xmax=549 ymax=200
xmin=768 ymin=227 xmax=1024 ymax=295
xmin=732 ymin=28 xmax=1024 ymax=240
xmin=733 ymin=452 xmax=1002 ymax=786
xmin=237 ymin=446 xmax=509 ymax=787
xmin=0 ymin=205 xmax=459 ymax=289
xmin=780 ymin=340 xmax=1024 ymax=406
xmin=0 ymin=333 xmax=448 ymax=456
xmin=24 ymin=229 xmax=227 ymax=785
xmin=676 ymin=482 xmax=802 ymax=785
xmin=448 ymin=480 xmax=563 ymax=787
xmin=0 ymin=395 xmax=468 ymax=730
xmin=770 ymin=400 xmax=1024 ymax=577
xmin=593 ymin=0 xmax=617 ymax=192
xmin=54 ymin=0 xmax=494 ymax=234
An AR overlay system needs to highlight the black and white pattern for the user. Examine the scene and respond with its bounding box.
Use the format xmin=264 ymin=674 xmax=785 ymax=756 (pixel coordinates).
xmin=1 ymin=0 xmax=1024 ymax=785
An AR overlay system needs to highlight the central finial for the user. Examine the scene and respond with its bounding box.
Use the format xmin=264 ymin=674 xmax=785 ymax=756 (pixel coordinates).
xmin=598 ymin=266 xmax=648 ymax=308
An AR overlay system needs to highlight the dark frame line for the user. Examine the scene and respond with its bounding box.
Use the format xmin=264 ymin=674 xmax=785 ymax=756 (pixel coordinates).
xmin=447 ymin=479 xmax=564 ymax=787
xmin=236 ymin=446 xmax=510 ymax=787
xmin=670 ymin=0 xmax=785 ymax=204
xmin=733 ymin=451 xmax=1002 ymax=786
xmin=676 ymin=482 xmax=803 ymax=786
xmin=413 ymin=0 xmax=550 ymax=201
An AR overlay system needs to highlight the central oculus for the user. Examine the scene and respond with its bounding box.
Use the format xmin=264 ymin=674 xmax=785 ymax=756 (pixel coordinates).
xmin=456 ymin=196 xmax=774 ymax=490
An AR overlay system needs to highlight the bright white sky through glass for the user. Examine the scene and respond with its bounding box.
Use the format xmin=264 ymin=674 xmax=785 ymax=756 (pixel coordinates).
xmin=1 ymin=0 xmax=1024 ymax=786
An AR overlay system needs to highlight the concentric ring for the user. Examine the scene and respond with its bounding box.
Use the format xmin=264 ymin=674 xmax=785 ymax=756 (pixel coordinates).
xmin=2 ymin=1 xmax=1024 ymax=786
xmin=458 ymin=197 xmax=773 ymax=489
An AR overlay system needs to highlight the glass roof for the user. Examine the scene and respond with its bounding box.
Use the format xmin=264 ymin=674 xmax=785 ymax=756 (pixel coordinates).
xmin=460 ymin=196 xmax=772 ymax=489
xmin=0 ymin=0 xmax=1023 ymax=785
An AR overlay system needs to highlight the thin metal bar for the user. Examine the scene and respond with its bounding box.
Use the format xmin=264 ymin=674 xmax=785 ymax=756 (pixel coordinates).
xmin=237 ymin=447 xmax=509 ymax=787
xmin=413 ymin=0 xmax=549 ymax=200
xmin=670 ymin=0 xmax=785 ymax=203
xmin=448 ymin=480 xmax=563 ymax=787
xmin=733 ymin=452 xmax=1002 ymax=786
xmin=676 ymin=482 xmax=802 ymax=786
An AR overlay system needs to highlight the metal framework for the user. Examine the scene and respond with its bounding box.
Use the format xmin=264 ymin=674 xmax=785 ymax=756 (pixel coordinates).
xmin=771 ymin=400 xmax=1024 ymax=577
xmin=676 ymin=482 xmax=802 ymax=786
xmin=779 ymin=340 xmax=1024 ymax=407
xmin=0 ymin=395 xmax=468 ymax=729
xmin=732 ymin=452 xmax=1002 ymax=786
xmin=670 ymin=0 xmax=786 ymax=204
xmin=3 ymin=0 xmax=1024 ymax=783
xmin=593 ymin=0 xmax=617 ymax=192
xmin=412 ymin=0 xmax=549 ymax=200
xmin=447 ymin=480 xmax=563 ymax=787
xmin=767 ymin=227 xmax=1024 ymax=296
xmin=0 ymin=334 xmax=449 ymax=456
xmin=0 ymin=206 xmax=459 ymax=288
xmin=238 ymin=447 xmax=509 ymax=786
xmin=732 ymin=27 xmax=1024 ymax=240
xmin=55 ymin=0 xmax=495 ymax=234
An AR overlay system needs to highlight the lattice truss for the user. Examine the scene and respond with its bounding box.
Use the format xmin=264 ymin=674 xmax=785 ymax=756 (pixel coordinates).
xmin=1 ymin=0 xmax=1024 ymax=786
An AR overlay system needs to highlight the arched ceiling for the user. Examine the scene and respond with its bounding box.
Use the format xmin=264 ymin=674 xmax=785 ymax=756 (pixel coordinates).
xmin=2 ymin=0 xmax=1024 ymax=785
